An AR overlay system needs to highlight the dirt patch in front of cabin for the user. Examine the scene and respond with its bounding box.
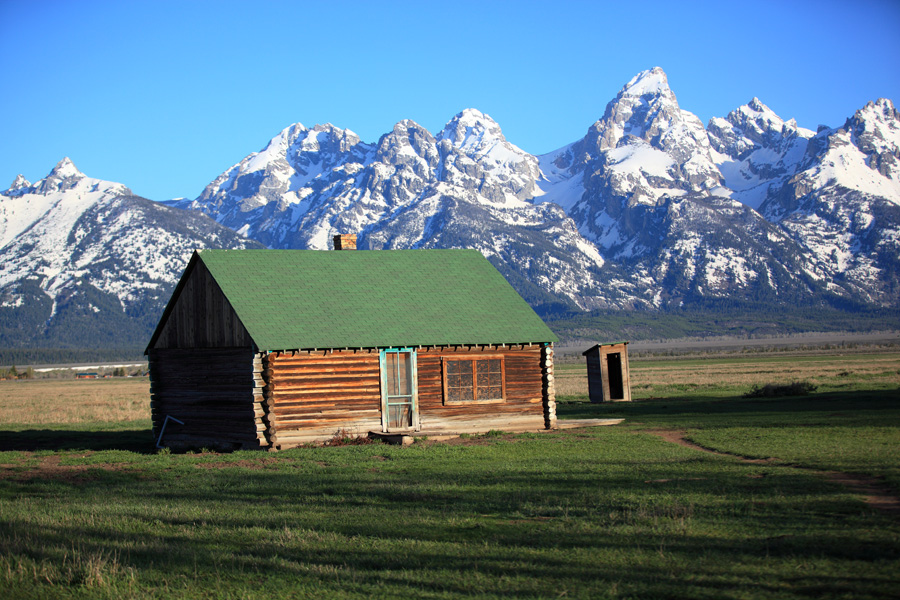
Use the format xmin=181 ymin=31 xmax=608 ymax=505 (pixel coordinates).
xmin=194 ymin=458 xmax=280 ymax=470
xmin=0 ymin=453 xmax=130 ymax=483
xmin=642 ymin=429 xmax=900 ymax=516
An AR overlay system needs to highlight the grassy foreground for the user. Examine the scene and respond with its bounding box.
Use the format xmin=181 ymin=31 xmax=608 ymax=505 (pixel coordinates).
xmin=0 ymin=353 xmax=898 ymax=599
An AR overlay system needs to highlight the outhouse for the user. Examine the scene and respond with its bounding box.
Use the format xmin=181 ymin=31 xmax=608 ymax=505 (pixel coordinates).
xmin=583 ymin=342 xmax=631 ymax=403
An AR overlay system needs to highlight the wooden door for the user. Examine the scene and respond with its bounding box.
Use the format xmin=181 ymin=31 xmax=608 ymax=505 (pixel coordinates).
xmin=380 ymin=349 xmax=419 ymax=432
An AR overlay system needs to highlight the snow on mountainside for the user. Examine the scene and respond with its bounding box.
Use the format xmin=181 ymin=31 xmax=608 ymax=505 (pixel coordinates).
xmin=530 ymin=69 xmax=823 ymax=307
xmin=0 ymin=159 xmax=262 ymax=348
xmin=754 ymin=98 xmax=900 ymax=305
xmin=707 ymin=97 xmax=815 ymax=210
xmin=174 ymin=109 xmax=613 ymax=311
xmin=3 ymin=67 xmax=898 ymax=352
xmin=170 ymin=67 xmax=899 ymax=312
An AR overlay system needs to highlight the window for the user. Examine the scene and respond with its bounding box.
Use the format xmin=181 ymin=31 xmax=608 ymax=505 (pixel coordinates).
xmin=442 ymin=355 xmax=505 ymax=403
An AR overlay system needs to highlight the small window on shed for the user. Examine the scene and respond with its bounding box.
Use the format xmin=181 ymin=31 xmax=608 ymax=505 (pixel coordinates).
xmin=442 ymin=356 xmax=505 ymax=403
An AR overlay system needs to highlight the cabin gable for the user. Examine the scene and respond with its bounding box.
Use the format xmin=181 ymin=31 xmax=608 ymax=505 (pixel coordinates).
xmin=150 ymin=257 xmax=254 ymax=350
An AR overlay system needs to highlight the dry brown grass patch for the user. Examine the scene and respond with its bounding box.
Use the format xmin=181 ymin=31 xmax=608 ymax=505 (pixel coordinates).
xmin=0 ymin=378 xmax=150 ymax=425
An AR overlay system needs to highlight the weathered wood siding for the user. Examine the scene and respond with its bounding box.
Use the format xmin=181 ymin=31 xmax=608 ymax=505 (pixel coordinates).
xmin=585 ymin=348 xmax=605 ymax=403
xmin=263 ymin=344 xmax=553 ymax=449
xmin=151 ymin=260 xmax=253 ymax=350
xmin=149 ymin=348 xmax=270 ymax=450
xmin=585 ymin=343 xmax=631 ymax=403
xmin=264 ymin=350 xmax=382 ymax=448
xmin=414 ymin=344 xmax=546 ymax=434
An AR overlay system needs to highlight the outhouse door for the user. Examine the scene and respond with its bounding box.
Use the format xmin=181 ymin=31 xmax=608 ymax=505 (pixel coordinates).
xmin=379 ymin=348 xmax=420 ymax=432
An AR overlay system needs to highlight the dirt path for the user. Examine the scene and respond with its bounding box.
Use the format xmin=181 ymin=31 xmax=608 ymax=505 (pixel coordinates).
xmin=642 ymin=428 xmax=900 ymax=516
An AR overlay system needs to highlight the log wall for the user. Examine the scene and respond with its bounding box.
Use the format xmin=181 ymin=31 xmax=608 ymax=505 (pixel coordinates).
xmin=149 ymin=348 xmax=270 ymax=450
xmin=264 ymin=349 xmax=383 ymax=449
xmin=264 ymin=344 xmax=550 ymax=449
xmin=415 ymin=344 xmax=546 ymax=434
xmin=151 ymin=343 xmax=554 ymax=451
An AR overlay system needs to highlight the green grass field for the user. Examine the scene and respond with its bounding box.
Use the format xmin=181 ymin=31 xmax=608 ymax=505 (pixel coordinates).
xmin=1 ymin=352 xmax=898 ymax=598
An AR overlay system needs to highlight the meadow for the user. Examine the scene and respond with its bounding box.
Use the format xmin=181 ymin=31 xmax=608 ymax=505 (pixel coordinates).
xmin=0 ymin=351 xmax=898 ymax=598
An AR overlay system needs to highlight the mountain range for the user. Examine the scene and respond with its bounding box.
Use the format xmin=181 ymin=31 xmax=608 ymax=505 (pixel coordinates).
xmin=2 ymin=67 xmax=898 ymax=351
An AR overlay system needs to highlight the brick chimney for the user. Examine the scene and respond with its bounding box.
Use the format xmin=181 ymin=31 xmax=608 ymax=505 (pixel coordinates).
xmin=333 ymin=234 xmax=357 ymax=250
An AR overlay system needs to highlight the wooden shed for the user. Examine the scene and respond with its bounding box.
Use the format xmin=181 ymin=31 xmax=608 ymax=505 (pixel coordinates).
xmin=583 ymin=342 xmax=631 ymax=403
xmin=146 ymin=247 xmax=559 ymax=450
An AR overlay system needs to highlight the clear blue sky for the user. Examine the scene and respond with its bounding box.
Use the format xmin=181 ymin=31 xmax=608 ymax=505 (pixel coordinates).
xmin=2 ymin=0 xmax=898 ymax=201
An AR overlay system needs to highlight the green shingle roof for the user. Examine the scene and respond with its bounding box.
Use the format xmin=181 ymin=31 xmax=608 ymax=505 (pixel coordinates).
xmin=175 ymin=249 xmax=557 ymax=351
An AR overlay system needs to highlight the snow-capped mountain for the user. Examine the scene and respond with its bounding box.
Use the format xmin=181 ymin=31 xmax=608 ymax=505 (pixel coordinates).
xmin=756 ymin=99 xmax=900 ymax=305
xmin=707 ymin=97 xmax=816 ymax=210
xmin=170 ymin=110 xmax=617 ymax=311
xmin=3 ymin=67 xmax=898 ymax=351
xmin=177 ymin=67 xmax=897 ymax=311
xmin=533 ymin=69 xmax=823 ymax=307
xmin=0 ymin=159 xmax=262 ymax=348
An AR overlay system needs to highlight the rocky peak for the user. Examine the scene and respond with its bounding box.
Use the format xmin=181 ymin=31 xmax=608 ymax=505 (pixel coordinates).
xmin=35 ymin=158 xmax=93 ymax=194
xmin=619 ymin=67 xmax=675 ymax=101
xmin=299 ymin=123 xmax=363 ymax=154
xmin=4 ymin=174 xmax=32 ymax=196
xmin=374 ymin=120 xmax=439 ymax=169
xmin=585 ymin=68 xmax=681 ymax=152
xmin=843 ymin=98 xmax=900 ymax=181
xmin=570 ymin=68 xmax=721 ymax=194
xmin=50 ymin=157 xmax=83 ymax=178
xmin=437 ymin=108 xmax=507 ymax=152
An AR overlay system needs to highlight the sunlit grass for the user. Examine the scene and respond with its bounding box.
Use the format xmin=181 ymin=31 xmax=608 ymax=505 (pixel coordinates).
xmin=1 ymin=351 xmax=899 ymax=598
xmin=555 ymin=352 xmax=900 ymax=400
xmin=0 ymin=378 xmax=150 ymax=425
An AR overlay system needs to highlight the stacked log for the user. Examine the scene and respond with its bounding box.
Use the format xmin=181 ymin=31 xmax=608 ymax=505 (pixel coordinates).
xmin=542 ymin=344 xmax=557 ymax=429
xmin=265 ymin=349 xmax=382 ymax=449
xmin=150 ymin=343 xmax=554 ymax=451
xmin=149 ymin=348 xmax=266 ymax=450
xmin=416 ymin=344 xmax=545 ymax=432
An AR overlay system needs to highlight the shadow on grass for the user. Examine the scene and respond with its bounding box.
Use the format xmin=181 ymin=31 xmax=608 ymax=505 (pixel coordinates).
xmin=2 ymin=441 xmax=898 ymax=598
xmin=557 ymin=388 xmax=900 ymax=428
xmin=0 ymin=427 xmax=155 ymax=453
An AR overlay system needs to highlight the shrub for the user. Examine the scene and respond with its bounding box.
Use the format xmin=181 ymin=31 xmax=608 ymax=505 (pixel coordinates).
xmin=743 ymin=381 xmax=818 ymax=398
xmin=326 ymin=429 xmax=376 ymax=446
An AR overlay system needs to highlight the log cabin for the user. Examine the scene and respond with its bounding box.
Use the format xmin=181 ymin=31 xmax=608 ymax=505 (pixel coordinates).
xmin=146 ymin=240 xmax=559 ymax=450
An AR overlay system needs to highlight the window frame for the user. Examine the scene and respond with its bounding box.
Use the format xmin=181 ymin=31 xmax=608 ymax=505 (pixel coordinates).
xmin=441 ymin=354 xmax=507 ymax=405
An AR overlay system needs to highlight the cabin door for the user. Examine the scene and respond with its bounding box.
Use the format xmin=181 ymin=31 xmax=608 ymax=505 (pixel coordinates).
xmin=379 ymin=348 xmax=420 ymax=432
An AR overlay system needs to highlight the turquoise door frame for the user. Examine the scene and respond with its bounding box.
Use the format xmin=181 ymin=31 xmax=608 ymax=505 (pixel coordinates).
xmin=379 ymin=348 xmax=420 ymax=433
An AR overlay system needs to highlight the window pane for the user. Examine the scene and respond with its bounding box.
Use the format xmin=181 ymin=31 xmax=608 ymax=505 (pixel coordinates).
xmin=397 ymin=352 xmax=411 ymax=396
xmin=459 ymin=366 xmax=473 ymax=388
xmin=385 ymin=352 xmax=398 ymax=396
xmin=488 ymin=369 xmax=501 ymax=388
xmin=477 ymin=385 xmax=502 ymax=399
xmin=476 ymin=360 xmax=491 ymax=388
xmin=389 ymin=404 xmax=411 ymax=428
